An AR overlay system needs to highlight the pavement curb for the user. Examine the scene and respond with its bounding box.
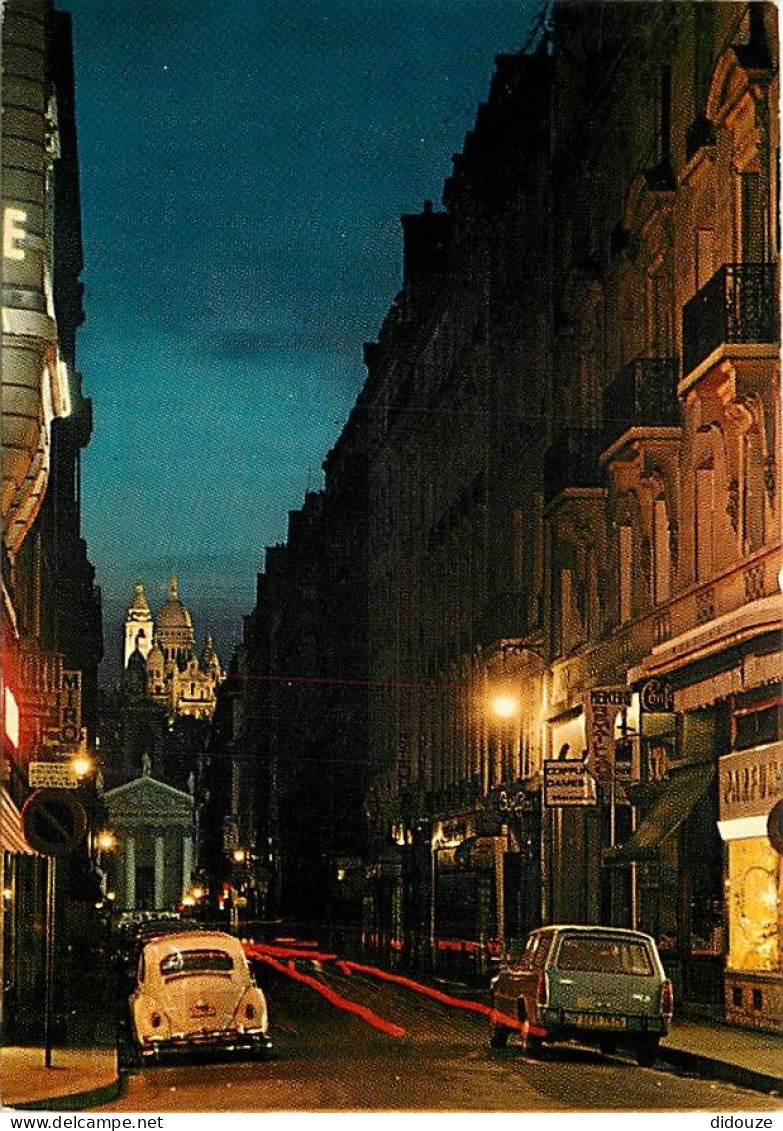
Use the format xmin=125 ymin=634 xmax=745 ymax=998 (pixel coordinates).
xmin=7 ymin=1070 xmax=123 ymax=1112
xmin=658 ymin=1045 xmax=782 ymax=1096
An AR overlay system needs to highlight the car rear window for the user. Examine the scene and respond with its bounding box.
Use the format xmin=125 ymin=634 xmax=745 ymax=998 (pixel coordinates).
xmin=556 ymin=935 xmax=653 ymax=975
xmin=160 ymin=949 xmax=234 ymax=976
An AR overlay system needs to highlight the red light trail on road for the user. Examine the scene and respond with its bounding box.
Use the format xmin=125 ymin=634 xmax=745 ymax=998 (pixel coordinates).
xmin=246 ymin=945 xmax=406 ymax=1038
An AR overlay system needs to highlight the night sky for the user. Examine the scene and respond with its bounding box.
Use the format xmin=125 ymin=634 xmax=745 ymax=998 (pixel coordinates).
xmin=62 ymin=0 xmax=539 ymax=675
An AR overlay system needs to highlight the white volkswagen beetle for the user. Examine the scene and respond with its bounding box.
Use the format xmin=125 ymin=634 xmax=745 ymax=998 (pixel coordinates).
xmin=129 ymin=930 xmax=271 ymax=1060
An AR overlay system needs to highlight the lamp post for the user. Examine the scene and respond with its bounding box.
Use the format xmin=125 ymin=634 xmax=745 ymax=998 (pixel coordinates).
xmin=487 ymin=639 xmax=547 ymax=944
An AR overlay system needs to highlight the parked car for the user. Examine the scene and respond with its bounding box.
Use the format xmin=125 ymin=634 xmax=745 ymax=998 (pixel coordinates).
xmin=115 ymin=916 xmax=204 ymax=991
xmin=129 ymin=930 xmax=271 ymax=1060
xmin=489 ymin=925 xmax=673 ymax=1065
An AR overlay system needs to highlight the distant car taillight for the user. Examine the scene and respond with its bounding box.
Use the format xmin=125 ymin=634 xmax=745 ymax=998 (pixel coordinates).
xmin=536 ymin=971 xmax=549 ymax=1008
xmin=661 ymin=979 xmax=674 ymax=1017
xmin=245 ymin=1003 xmax=255 ymax=1020
xmin=150 ymin=1012 xmax=162 ymax=1029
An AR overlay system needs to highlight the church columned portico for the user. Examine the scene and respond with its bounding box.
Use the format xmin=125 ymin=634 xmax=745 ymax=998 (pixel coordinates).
xmin=104 ymin=776 xmax=195 ymax=912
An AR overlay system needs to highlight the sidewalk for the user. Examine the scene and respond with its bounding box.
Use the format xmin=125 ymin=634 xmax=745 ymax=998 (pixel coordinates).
xmin=432 ymin=972 xmax=781 ymax=1096
xmin=0 ymin=1015 xmax=778 ymax=1109
xmin=660 ymin=1019 xmax=782 ymax=1095
xmin=1 ymin=1045 xmax=120 ymax=1111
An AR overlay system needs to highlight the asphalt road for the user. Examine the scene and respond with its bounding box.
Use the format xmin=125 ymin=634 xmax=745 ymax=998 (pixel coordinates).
xmin=101 ymin=960 xmax=781 ymax=1113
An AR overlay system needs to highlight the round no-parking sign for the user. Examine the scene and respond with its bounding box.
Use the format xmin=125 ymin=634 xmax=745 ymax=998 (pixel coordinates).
xmin=21 ymin=788 xmax=88 ymax=856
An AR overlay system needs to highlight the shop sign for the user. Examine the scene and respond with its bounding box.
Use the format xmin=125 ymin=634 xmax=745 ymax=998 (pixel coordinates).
xmin=639 ymin=678 xmax=674 ymax=713
xmin=719 ymin=743 xmax=783 ymax=822
xmin=487 ymin=784 xmax=532 ymax=819
xmin=544 ymin=760 xmax=597 ymax=807
xmin=586 ymin=687 xmax=632 ymax=785
xmin=42 ymin=669 xmax=82 ymax=748
xmin=28 ymin=761 xmax=78 ymax=789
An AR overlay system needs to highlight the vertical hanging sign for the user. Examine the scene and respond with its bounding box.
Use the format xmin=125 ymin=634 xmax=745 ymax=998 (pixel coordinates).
xmin=586 ymin=687 xmax=632 ymax=787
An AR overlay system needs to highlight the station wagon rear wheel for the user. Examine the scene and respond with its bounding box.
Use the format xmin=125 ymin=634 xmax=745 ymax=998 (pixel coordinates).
xmin=634 ymin=1035 xmax=660 ymax=1066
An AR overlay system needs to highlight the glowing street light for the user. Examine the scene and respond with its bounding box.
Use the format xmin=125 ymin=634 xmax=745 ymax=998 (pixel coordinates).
xmin=70 ymin=752 xmax=94 ymax=779
xmin=232 ymin=848 xmax=247 ymax=864
xmin=95 ymin=830 xmax=117 ymax=852
xmin=490 ymin=693 xmax=519 ymax=719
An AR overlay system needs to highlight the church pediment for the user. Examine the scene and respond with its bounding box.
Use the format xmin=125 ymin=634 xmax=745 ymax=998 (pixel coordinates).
xmin=104 ymin=775 xmax=193 ymax=825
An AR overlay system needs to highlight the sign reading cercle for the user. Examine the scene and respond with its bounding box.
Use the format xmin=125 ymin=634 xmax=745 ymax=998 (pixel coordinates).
xmin=21 ymin=788 xmax=88 ymax=856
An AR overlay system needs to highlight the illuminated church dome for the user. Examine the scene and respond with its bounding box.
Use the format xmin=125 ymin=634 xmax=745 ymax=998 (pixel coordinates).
xmin=155 ymin=573 xmax=196 ymax=666
xmin=123 ymin=573 xmax=222 ymax=721
xmin=157 ymin=573 xmax=194 ymax=631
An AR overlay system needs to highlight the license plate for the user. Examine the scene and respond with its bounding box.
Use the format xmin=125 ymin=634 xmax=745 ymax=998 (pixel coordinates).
xmin=572 ymin=1013 xmax=627 ymax=1029
xmin=190 ymin=1003 xmax=216 ymax=1018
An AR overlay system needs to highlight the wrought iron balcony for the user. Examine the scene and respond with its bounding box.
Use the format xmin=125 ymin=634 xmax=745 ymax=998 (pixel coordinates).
xmin=682 ymin=262 xmax=779 ymax=378
xmin=602 ymin=356 xmax=680 ymax=454
xmin=544 ymin=428 xmax=604 ymax=503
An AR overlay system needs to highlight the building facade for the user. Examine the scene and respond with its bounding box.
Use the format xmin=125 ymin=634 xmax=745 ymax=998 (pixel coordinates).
xmin=225 ymin=0 xmax=780 ymax=1029
xmin=1 ymin=0 xmax=103 ymax=1041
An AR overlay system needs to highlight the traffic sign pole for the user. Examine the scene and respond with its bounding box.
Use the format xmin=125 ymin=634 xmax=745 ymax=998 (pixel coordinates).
xmin=44 ymin=855 xmax=57 ymax=1068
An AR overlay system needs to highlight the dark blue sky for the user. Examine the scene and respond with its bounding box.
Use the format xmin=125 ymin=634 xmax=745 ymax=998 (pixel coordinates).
xmin=63 ymin=0 xmax=539 ymax=672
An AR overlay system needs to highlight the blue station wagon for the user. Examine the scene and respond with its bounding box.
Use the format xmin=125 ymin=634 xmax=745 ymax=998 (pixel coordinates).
xmin=489 ymin=925 xmax=673 ymax=1065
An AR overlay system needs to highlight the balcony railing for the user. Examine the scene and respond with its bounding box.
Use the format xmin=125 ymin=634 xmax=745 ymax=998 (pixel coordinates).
xmin=682 ymin=262 xmax=779 ymax=378
xmin=602 ymin=356 xmax=680 ymax=453
xmin=544 ymin=428 xmax=604 ymax=503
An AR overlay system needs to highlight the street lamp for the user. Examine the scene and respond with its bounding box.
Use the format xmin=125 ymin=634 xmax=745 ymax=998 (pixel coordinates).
xmin=95 ymin=830 xmax=117 ymax=853
xmin=70 ymin=752 xmax=94 ymax=780
xmin=490 ymin=693 xmax=519 ymax=719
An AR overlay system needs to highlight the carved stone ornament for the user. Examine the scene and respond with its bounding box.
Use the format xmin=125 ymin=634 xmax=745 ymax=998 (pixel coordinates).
xmin=726 ymin=476 xmax=740 ymax=531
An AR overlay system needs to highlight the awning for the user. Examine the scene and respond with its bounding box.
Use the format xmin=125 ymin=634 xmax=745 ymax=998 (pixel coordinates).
xmin=628 ymin=594 xmax=782 ymax=683
xmin=1 ymin=788 xmax=39 ymax=855
xmin=605 ymin=763 xmax=714 ymax=866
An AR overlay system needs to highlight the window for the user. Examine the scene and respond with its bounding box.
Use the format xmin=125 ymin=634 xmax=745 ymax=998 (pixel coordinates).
xmin=743 ymin=431 xmax=766 ymax=552
xmin=695 ymin=465 xmax=715 ymax=579
xmin=696 ymin=228 xmax=715 ymax=291
xmin=560 ymin=567 xmax=573 ymax=652
xmin=531 ymin=934 xmax=552 ymax=970
xmin=652 ymin=498 xmax=671 ymax=604
xmin=618 ymin=526 xmax=633 ymax=623
xmin=740 ymin=171 xmax=764 ymax=263
xmin=160 ymin=948 xmax=234 ymax=977
xmin=648 ymin=267 xmax=673 ymax=356
xmin=518 ymin=933 xmax=552 ymax=970
xmin=556 ymin=934 xmax=654 ymax=975
xmin=733 ymin=701 xmax=781 ymax=750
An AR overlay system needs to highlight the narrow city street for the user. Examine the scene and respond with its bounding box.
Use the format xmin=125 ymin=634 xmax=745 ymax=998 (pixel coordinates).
xmin=99 ymin=962 xmax=780 ymax=1112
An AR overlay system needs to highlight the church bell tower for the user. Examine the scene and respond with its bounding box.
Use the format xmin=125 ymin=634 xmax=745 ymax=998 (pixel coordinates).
xmin=124 ymin=581 xmax=154 ymax=668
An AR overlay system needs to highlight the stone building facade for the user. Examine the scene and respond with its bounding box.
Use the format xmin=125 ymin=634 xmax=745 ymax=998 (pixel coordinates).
xmin=1 ymin=0 xmax=103 ymax=1040
xmin=229 ymin=1 xmax=780 ymax=1028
